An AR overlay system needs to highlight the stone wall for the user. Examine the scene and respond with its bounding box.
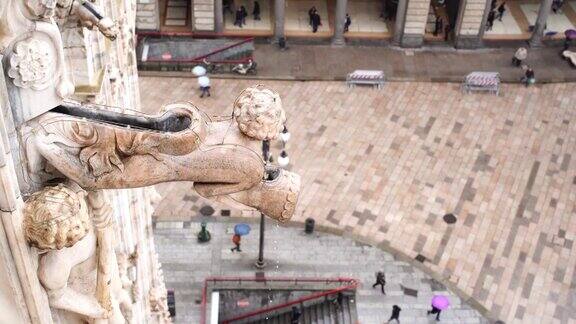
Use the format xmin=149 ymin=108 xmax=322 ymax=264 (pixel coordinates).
xmin=458 ymin=0 xmax=487 ymax=36
xmin=0 ymin=0 xmax=169 ymax=322
xmin=137 ymin=0 xmax=160 ymax=30
xmin=193 ymin=0 xmax=216 ymax=31
xmin=402 ymin=0 xmax=431 ymax=46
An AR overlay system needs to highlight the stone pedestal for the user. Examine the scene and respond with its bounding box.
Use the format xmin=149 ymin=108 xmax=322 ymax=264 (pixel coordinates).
xmin=401 ymin=34 xmax=424 ymax=48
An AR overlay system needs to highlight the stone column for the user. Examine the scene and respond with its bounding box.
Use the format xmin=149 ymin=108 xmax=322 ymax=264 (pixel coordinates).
xmin=454 ymin=0 xmax=487 ymax=49
xmin=401 ymin=0 xmax=432 ymax=47
xmin=273 ymin=0 xmax=286 ymax=43
xmin=393 ymin=0 xmax=409 ymax=45
xmin=215 ymin=0 xmax=224 ymax=33
xmin=529 ymin=0 xmax=553 ymax=47
xmin=332 ymin=0 xmax=348 ymax=45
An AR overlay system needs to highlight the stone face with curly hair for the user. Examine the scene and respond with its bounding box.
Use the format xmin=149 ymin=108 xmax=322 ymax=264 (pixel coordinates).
xmin=23 ymin=184 xmax=91 ymax=250
xmin=233 ymin=85 xmax=286 ymax=141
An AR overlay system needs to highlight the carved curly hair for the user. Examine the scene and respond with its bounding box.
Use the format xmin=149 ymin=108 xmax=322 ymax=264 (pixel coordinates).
xmin=233 ymin=85 xmax=286 ymax=141
xmin=23 ymin=184 xmax=90 ymax=250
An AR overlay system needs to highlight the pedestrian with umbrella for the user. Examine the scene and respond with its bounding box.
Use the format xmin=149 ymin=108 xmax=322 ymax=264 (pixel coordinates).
xmin=231 ymin=223 xmax=251 ymax=252
xmin=192 ymin=65 xmax=211 ymax=98
xmin=427 ymin=295 xmax=450 ymax=321
xmin=198 ymin=75 xmax=211 ymax=98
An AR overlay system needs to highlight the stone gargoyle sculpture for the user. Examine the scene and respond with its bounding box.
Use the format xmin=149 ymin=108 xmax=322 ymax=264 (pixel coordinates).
xmin=55 ymin=0 xmax=119 ymax=40
xmin=22 ymin=86 xmax=301 ymax=222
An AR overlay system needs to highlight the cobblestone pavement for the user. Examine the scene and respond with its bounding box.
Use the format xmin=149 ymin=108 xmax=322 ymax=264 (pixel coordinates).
xmin=154 ymin=219 xmax=488 ymax=323
xmin=140 ymin=77 xmax=576 ymax=323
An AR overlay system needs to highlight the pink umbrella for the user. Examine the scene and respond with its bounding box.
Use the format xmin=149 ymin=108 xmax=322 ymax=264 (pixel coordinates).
xmin=431 ymin=295 xmax=450 ymax=310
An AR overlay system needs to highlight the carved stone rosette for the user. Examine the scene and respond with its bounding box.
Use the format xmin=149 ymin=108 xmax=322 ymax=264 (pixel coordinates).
xmin=8 ymin=38 xmax=54 ymax=91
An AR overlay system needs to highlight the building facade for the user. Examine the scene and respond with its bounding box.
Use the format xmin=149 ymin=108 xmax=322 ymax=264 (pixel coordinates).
xmin=136 ymin=0 xmax=564 ymax=48
xmin=0 ymin=0 xmax=171 ymax=323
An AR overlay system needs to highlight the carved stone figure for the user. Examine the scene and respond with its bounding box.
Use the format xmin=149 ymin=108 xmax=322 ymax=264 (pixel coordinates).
xmin=23 ymin=183 xmax=131 ymax=323
xmin=1 ymin=0 xmax=119 ymax=122
xmin=55 ymin=0 xmax=119 ymax=40
xmin=233 ymin=86 xmax=285 ymax=140
xmin=22 ymin=86 xmax=301 ymax=222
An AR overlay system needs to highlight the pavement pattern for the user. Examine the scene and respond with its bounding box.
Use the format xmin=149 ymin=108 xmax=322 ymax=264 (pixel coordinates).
xmin=154 ymin=219 xmax=488 ymax=323
xmin=140 ymin=77 xmax=576 ymax=323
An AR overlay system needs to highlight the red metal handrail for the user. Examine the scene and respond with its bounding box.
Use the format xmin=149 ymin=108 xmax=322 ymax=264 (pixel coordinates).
xmin=141 ymin=57 xmax=252 ymax=64
xmin=137 ymin=34 xmax=254 ymax=64
xmin=200 ymin=276 xmax=359 ymax=324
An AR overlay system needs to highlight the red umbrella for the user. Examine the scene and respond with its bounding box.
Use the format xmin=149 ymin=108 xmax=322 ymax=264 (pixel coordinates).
xmin=432 ymin=295 xmax=450 ymax=310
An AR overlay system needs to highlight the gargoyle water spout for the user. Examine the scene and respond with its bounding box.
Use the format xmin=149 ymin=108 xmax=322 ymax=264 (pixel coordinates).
xmin=23 ymin=86 xmax=301 ymax=222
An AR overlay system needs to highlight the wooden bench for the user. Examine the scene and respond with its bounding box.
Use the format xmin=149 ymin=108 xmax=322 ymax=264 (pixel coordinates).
xmin=462 ymin=72 xmax=500 ymax=95
xmin=346 ymin=70 xmax=385 ymax=89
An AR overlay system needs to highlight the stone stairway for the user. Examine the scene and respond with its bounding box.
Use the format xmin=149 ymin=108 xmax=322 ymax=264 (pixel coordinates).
xmin=247 ymin=292 xmax=356 ymax=324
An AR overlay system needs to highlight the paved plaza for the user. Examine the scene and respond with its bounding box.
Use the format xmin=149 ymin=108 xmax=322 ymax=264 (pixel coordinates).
xmin=154 ymin=219 xmax=487 ymax=323
xmin=140 ymin=78 xmax=576 ymax=323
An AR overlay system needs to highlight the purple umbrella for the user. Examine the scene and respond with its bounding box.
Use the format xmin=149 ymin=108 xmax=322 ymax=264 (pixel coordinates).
xmin=565 ymin=29 xmax=576 ymax=40
xmin=431 ymin=295 xmax=451 ymax=310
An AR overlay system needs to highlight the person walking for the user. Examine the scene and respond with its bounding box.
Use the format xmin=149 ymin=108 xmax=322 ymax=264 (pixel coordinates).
xmin=290 ymin=306 xmax=301 ymax=324
xmin=240 ymin=5 xmax=248 ymax=24
xmin=230 ymin=233 xmax=242 ymax=252
xmin=308 ymin=6 xmax=317 ymax=25
xmin=387 ymin=305 xmax=402 ymax=323
xmin=380 ymin=0 xmax=387 ymax=19
xmin=372 ymin=271 xmax=386 ymax=294
xmin=253 ymin=1 xmax=261 ymax=20
xmin=497 ymin=2 xmax=506 ymax=21
xmin=427 ymin=305 xmax=442 ymax=321
xmin=512 ymin=47 xmax=527 ymax=67
xmin=234 ymin=7 xmax=243 ymax=27
xmin=433 ymin=16 xmax=443 ymax=36
xmin=344 ymin=13 xmax=351 ymax=32
xmin=486 ymin=10 xmax=495 ymax=30
xmin=311 ymin=12 xmax=321 ymax=33
xmin=552 ymin=0 xmax=563 ymax=13
xmin=198 ymin=75 xmax=211 ymax=98
xmin=522 ymin=66 xmax=535 ymax=87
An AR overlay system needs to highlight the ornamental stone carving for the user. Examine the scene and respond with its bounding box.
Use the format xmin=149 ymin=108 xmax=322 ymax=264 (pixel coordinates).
xmin=23 ymin=183 xmax=90 ymax=250
xmin=8 ymin=38 xmax=54 ymax=91
xmin=233 ymin=85 xmax=286 ymax=141
xmin=23 ymin=184 xmax=131 ymax=323
xmin=23 ymin=87 xmax=301 ymax=222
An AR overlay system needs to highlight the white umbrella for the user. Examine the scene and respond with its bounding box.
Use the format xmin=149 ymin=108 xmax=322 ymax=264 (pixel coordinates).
xmin=198 ymin=76 xmax=210 ymax=88
xmin=192 ymin=65 xmax=207 ymax=76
